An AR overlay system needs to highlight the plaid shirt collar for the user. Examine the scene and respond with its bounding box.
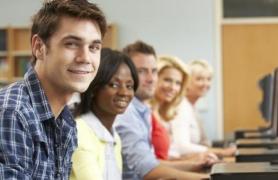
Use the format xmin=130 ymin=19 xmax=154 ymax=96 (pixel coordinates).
xmin=24 ymin=67 xmax=54 ymax=122
xmin=23 ymin=66 xmax=74 ymax=126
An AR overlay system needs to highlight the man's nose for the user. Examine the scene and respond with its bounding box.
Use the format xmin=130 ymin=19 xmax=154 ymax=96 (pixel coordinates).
xmin=76 ymin=47 xmax=90 ymax=63
xmin=146 ymin=71 xmax=154 ymax=82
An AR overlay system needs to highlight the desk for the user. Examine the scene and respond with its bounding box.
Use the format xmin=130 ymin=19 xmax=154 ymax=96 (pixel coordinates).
xmin=236 ymin=148 xmax=278 ymax=162
xmin=236 ymin=138 xmax=278 ymax=148
xmin=211 ymin=162 xmax=278 ymax=180
xmin=223 ymin=157 xmax=235 ymax=163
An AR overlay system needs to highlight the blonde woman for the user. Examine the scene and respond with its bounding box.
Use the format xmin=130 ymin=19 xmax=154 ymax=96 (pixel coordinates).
xmin=150 ymin=56 xmax=218 ymax=165
xmin=150 ymin=55 xmax=189 ymax=160
xmin=182 ymin=59 xmax=236 ymax=158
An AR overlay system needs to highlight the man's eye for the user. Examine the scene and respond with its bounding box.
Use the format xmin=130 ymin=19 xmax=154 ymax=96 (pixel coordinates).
xmin=90 ymin=44 xmax=101 ymax=52
xmin=137 ymin=69 xmax=146 ymax=74
xmin=65 ymin=42 xmax=79 ymax=48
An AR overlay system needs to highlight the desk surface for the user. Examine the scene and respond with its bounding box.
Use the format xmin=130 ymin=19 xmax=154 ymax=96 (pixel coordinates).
xmin=237 ymin=138 xmax=278 ymax=144
xmin=211 ymin=162 xmax=278 ymax=174
xmin=238 ymin=148 xmax=278 ymax=155
xmin=223 ymin=157 xmax=235 ymax=162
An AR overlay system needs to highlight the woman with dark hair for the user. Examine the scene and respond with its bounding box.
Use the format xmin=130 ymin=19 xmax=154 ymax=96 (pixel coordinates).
xmin=70 ymin=48 xmax=139 ymax=180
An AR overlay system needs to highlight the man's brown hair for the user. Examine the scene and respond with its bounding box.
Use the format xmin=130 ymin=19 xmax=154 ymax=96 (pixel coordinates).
xmin=31 ymin=0 xmax=107 ymax=64
xmin=122 ymin=40 xmax=156 ymax=58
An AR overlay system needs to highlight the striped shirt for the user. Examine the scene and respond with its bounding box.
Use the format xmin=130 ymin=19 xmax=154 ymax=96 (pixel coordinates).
xmin=0 ymin=67 xmax=77 ymax=180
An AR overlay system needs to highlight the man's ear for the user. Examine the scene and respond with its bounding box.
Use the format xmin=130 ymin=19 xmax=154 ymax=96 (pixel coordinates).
xmin=31 ymin=35 xmax=45 ymax=60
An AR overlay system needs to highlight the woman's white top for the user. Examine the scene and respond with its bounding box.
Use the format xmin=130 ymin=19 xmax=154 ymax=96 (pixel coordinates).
xmin=161 ymin=97 xmax=208 ymax=158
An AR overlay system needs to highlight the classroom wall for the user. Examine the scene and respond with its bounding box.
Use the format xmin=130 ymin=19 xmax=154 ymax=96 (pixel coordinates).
xmin=0 ymin=0 xmax=220 ymax=140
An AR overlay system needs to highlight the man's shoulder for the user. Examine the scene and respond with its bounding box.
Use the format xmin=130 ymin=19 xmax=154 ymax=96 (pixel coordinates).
xmin=116 ymin=102 xmax=138 ymax=121
xmin=115 ymin=103 xmax=147 ymax=132
xmin=0 ymin=81 xmax=31 ymax=112
xmin=124 ymin=101 xmax=138 ymax=113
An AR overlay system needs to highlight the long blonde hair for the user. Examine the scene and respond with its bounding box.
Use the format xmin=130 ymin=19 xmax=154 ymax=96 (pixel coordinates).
xmin=151 ymin=55 xmax=190 ymax=121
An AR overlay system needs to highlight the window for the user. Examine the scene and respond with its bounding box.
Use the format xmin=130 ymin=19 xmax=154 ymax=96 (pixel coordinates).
xmin=224 ymin=0 xmax=278 ymax=18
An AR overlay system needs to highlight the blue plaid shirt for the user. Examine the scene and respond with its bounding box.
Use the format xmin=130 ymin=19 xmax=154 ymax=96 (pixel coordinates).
xmin=0 ymin=67 xmax=77 ymax=180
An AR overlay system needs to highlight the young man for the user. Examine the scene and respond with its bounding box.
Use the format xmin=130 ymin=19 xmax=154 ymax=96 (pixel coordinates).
xmin=0 ymin=0 xmax=106 ymax=179
xmin=116 ymin=41 xmax=210 ymax=180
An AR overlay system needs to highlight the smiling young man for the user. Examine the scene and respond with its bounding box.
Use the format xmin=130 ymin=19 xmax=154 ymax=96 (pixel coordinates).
xmin=0 ymin=0 xmax=106 ymax=179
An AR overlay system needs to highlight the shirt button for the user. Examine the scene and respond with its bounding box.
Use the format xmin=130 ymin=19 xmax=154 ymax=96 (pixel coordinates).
xmin=54 ymin=143 xmax=60 ymax=149
xmin=55 ymin=172 xmax=60 ymax=178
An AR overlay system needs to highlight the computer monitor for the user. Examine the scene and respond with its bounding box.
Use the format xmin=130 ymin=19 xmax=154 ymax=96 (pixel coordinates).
xmin=272 ymin=67 xmax=278 ymax=136
xmin=259 ymin=73 xmax=274 ymax=122
xmin=235 ymin=68 xmax=278 ymax=139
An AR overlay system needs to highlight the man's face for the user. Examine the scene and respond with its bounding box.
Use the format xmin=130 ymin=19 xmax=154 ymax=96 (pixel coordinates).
xmin=34 ymin=16 xmax=102 ymax=97
xmin=130 ymin=53 xmax=157 ymax=102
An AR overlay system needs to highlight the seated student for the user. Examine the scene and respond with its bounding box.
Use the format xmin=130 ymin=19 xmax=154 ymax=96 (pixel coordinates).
xmin=70 ymin=48 xmax=139 ymax=180
xmin=116 ymin=41 xmax=210 ymax=180
xmin=150 ymin=55 xmax=189 ymax=159
xmin=0 ymin=1 xmax=106 ymax=179
xmin=180 ymin=59 xmax=235 ymax=158
xmin=150 ymin=55 xmax=219 ymax=164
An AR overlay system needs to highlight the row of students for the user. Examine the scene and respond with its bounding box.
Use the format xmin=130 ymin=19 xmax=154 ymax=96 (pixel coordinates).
xmin=69 ymin=41 xmax=213 ymax=180
xmin=114 ymin=41 xmax=211 ymax=180
xmin=0 ymin=0 xmax=233 ymax=180
xmin=82 ymin=42 xmax=234 ymax=180
xmin=67 ymin=42 xmax=215 ymax=179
